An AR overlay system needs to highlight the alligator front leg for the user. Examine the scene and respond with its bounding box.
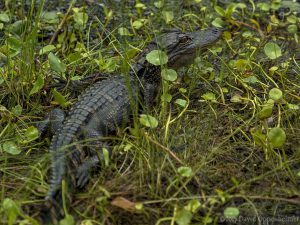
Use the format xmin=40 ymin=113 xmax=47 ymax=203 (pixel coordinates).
xmin=76 ymin=128 xmax=110 ymax=188
xmin=36 ymin=108 xmax=66 ymax=136
xmin=144 ymin=82 xmax=159 ymax=109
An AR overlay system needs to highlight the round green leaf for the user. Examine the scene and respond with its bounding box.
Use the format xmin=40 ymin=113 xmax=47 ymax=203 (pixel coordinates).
xmin=230 ymin=94 xmax=242 ymax=103
xmin=48 ymin=52 xmax=66 ymax=73
xmin=267 ymin=127 xmax=286 ymax=148
xmin=201 ymin=92 xmax=216 ymax=101
xmin=175 ymin=99 xmax=187 ymax=108
xmin=185 ymin=199 xmax=201 ymax=213
xmin=175 ymin=208 xmax=193 ymax=225
xmin=41 ymin=11 xmax=59 ymax=24
xmin=132 ymin=20 xmax=143 ymax=29
xmin=118 ymin=27 xmax=131 ymax=36
xmin=287 ymin=25 xmax=297 ymax=34
xmin=11 ymin=105 xmax=22 ymax=116
xmin=178 ymin=166 xmax=193 ymax=178
xmin=161 ymin=93 xmax=172 ymax=102
xmin=73 ymin=12 xmax=88 ymax=27
xmin=154 ymin=1 xmax=163 ymax=8
xmin=7 ymin=37 xmax=21 ymax=51
xmin=235 ymin=59 xmax=249 ymax=71
xmin=258 ymin=99 xmax=274 ymax=119
xmin=146 ymin=50 xmax=168 ymax=66
xmin=25 ymin=126 xmax=39 ymax=142
xmin=139 ymin=114 xmax=158 ymax=128
xmin=59 ymin=214 xmax=75 ymax=225
xmin=242 ymin=76 xmax=258 ymax=84
xmin=161 ymin=68 xmax=177 ymax=81
xmin=0 ymin=13 xmax=10 ymax=23
xmin=269 ymin=88 xmax=282 ymax=101
xmin=224 ymin=207 xmax=240 ymax=219
xmin=3 ymin=141 xmax=21 ymax=155
xmin=264 ymin=42 xmax=282 ymax=59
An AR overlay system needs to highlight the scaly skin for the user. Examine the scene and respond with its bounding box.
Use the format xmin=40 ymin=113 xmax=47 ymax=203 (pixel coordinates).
xmin=42 ymin=27 xmax=223 ymax=222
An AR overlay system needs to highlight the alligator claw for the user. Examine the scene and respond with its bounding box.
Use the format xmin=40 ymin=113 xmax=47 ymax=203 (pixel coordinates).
xmin=76 ymin=165 xmax=90 ymax=189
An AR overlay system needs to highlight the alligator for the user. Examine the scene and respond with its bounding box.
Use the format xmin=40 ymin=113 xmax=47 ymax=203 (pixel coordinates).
xmin=41 ymin=27 xmax=223 ymax=223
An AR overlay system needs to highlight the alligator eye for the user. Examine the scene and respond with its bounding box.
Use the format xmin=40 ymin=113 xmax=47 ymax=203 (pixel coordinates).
xmin=179 ymin=36 xmax=192 ymax=44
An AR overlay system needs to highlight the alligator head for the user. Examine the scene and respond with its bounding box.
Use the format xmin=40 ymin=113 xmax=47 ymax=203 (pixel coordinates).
xmin=156 ymin=27 xmax=223 ymax=69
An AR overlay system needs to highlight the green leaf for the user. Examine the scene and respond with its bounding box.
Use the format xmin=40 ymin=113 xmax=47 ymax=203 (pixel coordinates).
xmin=185 ymin=199 xmax=201 ymax=213
xmin=257 ymin=3 xmax=270 ymax=11
xmin=11 ymin=105 xmax=22 ymax=116
xmin=3 ymin=141 xmax=21 ymax=155
xmin=59 ymin=214 xmax=75 ymax=225
xmin=118 ymin=27 xmax=131 ymax=36
xmin=102 ymin=147 xmax=110 ymax=166
xmin=242 ymin=31 xmax=253 ymax=38
xmin=214 ymin=6 xmax=226 ymax=16
xmin=179 ymin=88 xmax=187 ymax=93
xmin=29 ymin=74 xmax=44 ymax=96
xmin=135 ymin=3 xmax=146 ymax=9
xmin=7 ymin=37 xmax=21 ymax=51
xmin=264 ymin=42 xmax=282 ymax=60
xmin=135 ymin=202 xmax=143 ymax=210
xmin=212 ymin=17 xmax=225 ymax=28
xmin=73 ymin=12 xmax=88 ymax=27
xmin=230 ymin=94 xmax=242 ymax=103
xmin=132 ymin=20 xmax=143 ymax=29
xmin=201 ymin=92 xmax=216 ymax=101
xmin=0 ymin=13 xmax=9 ymax=22
xmin=287 ymin=15 xmax=297 ymax=24
xmin=161 ymin=68 xmax=177 ymax=81
xmin=175 ymin=99 xmax=187 ymax=108
xmin=242 ymin=76 xmax=258 ymax=84
xmin=287 ymin=103 xmax=299 ymax=110
xmin=39 ymin=45 xmax=56 ymax=55
xmin=162 ymin=11 xmax=174 ymax=24
xmin=287 ymin=25 xmax=298 ymax=34
xmin=267 ymin=127 xmax=286 ymax=148
xmin=48 ymin=52 xmax=66 ymax=73
xmin=139 ymin=114 xmax=158 ymax=128
xmin=178 ymin=166 xmax=193 ymax=178
xmin=25 ymin=126 xmax=39 ymax=142
xmin=154 ymin=1 xmax=164 ymax=8
xmin=258 ymin=99 xmax=274 ymax=119
xmin=51 ymin=89 xmax=70 ymax=107
xmin=269 ymin=88 xmax=282 ymax=101
xmin=175 ymin=208 xmax=193 ymax=225
xmin=251 ymin=129 xmax=266 ymax=147
xmin=235 ymin=59 xmax=249 ymax=71
xmin=41 ymin=11 xmax=59 ymax=24
xmin=2 ymin=198 xmax=19 ymax=225
xmin=224 ymin=207 xmax=240 ymax=219
xmin=146 ymin=50 xmax=168 ymax=66
xmin=10 ymin=20 xmax=27 ymax=35
xmin=161 ymin=93 xmax=172 ymax=102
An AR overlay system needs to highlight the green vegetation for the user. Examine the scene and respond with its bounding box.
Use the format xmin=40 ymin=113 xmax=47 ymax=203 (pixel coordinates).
xmin=0 ymin=0 xmax=300 ymax=224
